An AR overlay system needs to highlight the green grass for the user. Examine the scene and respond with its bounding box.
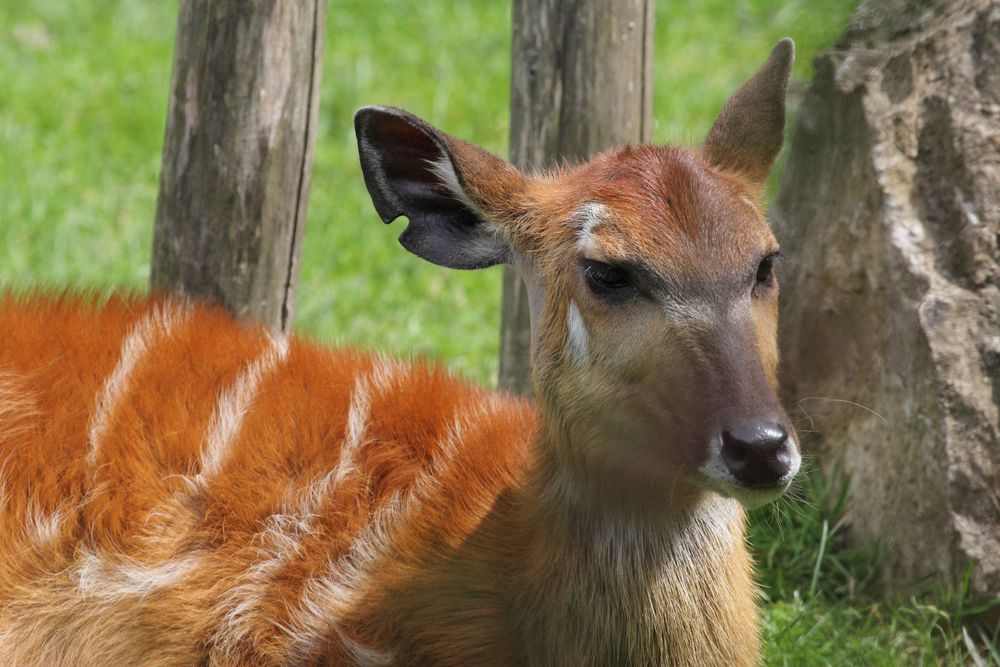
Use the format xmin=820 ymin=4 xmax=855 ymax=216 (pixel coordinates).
xmin=0 ymin=0 xmax=854 ymax=385
xmin=750 ymin=466 xmax=1000 ymax=665
xmin=3 ymin=1 xmax=997 ymax=664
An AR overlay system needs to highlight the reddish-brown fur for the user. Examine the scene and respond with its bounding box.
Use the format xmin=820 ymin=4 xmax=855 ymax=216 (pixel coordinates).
xmin=0 ymin=292 xmax=537 ymax=664
xmin=0 ymin=290 xmax=761 ymax=665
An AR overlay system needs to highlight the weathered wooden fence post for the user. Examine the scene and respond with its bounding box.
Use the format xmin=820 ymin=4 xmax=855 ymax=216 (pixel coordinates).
xmin=151 ymin=0 xmax=327 ymax=331
xmin=500 ymin=0 xmax=655 ymax=394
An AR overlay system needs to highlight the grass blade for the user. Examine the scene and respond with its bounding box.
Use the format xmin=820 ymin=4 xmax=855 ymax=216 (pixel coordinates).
xmin=808 ymin=519 xmax=829 ymax=600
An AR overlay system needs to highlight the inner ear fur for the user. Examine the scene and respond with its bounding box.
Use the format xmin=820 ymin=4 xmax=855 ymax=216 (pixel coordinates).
xmin=703 ymin=38 xmax=795 ymax=186
xmin=354 ymin=106 xmax=524 ymax=270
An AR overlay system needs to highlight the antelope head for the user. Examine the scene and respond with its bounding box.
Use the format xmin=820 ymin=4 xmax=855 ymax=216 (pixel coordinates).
xmin=355 ymin=39 xmax=800 ymax=509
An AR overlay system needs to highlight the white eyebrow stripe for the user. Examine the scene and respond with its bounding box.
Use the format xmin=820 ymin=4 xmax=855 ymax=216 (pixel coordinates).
xmin=573 ymin=202 xmax=610 ymax=252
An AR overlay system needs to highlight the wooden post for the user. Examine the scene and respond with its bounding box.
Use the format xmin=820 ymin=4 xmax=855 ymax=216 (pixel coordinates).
xmin=500 ymin=0 xmax=654 ymax=394
xmin=151 ymin=0 xmax=327 ymax=331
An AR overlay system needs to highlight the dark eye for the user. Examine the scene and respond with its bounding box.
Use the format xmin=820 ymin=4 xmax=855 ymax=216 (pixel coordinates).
xmin=755 ymin=252 xmax=781 ymax=289
xmin=582 ymin=259 xmax=634 ymax=296
xmin=756 ymin=257 xmax=773 ymax=284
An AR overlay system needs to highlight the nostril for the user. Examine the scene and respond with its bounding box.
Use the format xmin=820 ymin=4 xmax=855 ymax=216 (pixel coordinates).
xmin=721 ymin=437 xmax=749 ymax=471
xmin=720 ymin=421 xmax=794 ymax=486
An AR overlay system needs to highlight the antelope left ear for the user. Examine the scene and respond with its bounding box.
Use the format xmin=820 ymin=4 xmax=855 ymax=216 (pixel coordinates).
xmin=703 ymin=38 xmax=795 ymax=186
xmin=355 ymin=106 xmax=518 ymax=270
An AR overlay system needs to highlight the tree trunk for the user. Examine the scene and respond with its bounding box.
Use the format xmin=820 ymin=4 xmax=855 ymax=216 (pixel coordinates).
xmin=773 ymin=0 xmax=999 ymax=602
xmin=500 ymin=0 xmax=654 ymax=394
xmin=151 ymin=0 xmax=327 ymax=331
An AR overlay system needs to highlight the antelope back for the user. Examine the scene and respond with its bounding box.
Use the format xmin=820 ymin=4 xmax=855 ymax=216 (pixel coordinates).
xmin=0 ymin=292 xmax=534 ymax=664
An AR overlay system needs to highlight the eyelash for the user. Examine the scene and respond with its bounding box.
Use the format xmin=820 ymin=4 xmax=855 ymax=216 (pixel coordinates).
xmin=581 ymin=260 xmax=636 ymax=298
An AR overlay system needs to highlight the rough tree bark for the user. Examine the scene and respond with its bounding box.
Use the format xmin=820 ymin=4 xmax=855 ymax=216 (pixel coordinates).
xmin=151 ymin=0 xmax=327 ymax=331
xmin=773 ymin=0 xmax=999 ymax=601
xmin=500 ymin=0 xmax=654 ymax=394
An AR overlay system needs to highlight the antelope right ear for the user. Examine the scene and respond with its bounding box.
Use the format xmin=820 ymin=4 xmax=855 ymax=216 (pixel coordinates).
xmin=702 ymin=38 xmax=795 ymax=187
xmin=354 ymin=106 xmax=516 ymax=270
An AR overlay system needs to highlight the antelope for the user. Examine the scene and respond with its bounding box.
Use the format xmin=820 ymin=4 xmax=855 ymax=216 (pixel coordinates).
xmin=0 ymin=40 xmax=799 ymax=665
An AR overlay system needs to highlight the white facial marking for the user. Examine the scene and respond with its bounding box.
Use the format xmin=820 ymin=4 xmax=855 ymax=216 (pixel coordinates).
xmin=87 ymin=301 xmax=191 ymax=468
xmin=698 ymin=445 xmax=738 ymax=487
xmin=566 ymin=301 xmax=589 ymax=367
xmin=698 ymin=435 xmax=802 ymax=508
xmin=574 ymin=202 xmax=609 ymax=252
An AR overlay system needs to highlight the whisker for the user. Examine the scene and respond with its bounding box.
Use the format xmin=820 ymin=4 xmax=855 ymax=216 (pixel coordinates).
xmin=796 ymin=396 xmax=887 ymax=423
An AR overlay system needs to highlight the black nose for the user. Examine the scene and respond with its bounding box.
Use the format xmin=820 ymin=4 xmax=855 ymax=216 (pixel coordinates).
xmin=721 ymin=421 xmax=793 ymax=487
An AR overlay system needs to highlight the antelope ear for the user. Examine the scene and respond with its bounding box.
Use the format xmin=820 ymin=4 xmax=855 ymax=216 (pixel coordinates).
xmin=355 ymin=106 xmax=514 ymax=270
xmin=703 ymin=38 xmax=795 ymax=186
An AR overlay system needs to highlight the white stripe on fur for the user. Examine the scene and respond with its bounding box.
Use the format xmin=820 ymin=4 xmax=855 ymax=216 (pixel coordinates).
xmin=281 ymin=398 xmax=489 ymax=664
xmin=344 ymin=375 xmax=372 ymax=457
xmin=73 ymin=548 xmax=200 ymax=600
xmin=211 ymin=359 xmax=404 ymax=663
xmin=196 ymin=333 xmax=289 ymax=483
xmin=87 ymin=302 xmax=191 ymax=468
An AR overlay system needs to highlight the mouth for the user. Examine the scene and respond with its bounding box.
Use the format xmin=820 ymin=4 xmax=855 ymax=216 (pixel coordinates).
xmin=696 ymin=472 xmax=796 ymax=508
xmin=695 ymin=443 xmax=801 ymax=509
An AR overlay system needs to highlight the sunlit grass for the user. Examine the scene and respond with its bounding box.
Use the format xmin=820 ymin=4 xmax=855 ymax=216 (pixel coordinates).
xmin=0 ymin=0 xmax=855 ymax=384
xmin=750 ymin=466 xmax=1000 ymax=665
